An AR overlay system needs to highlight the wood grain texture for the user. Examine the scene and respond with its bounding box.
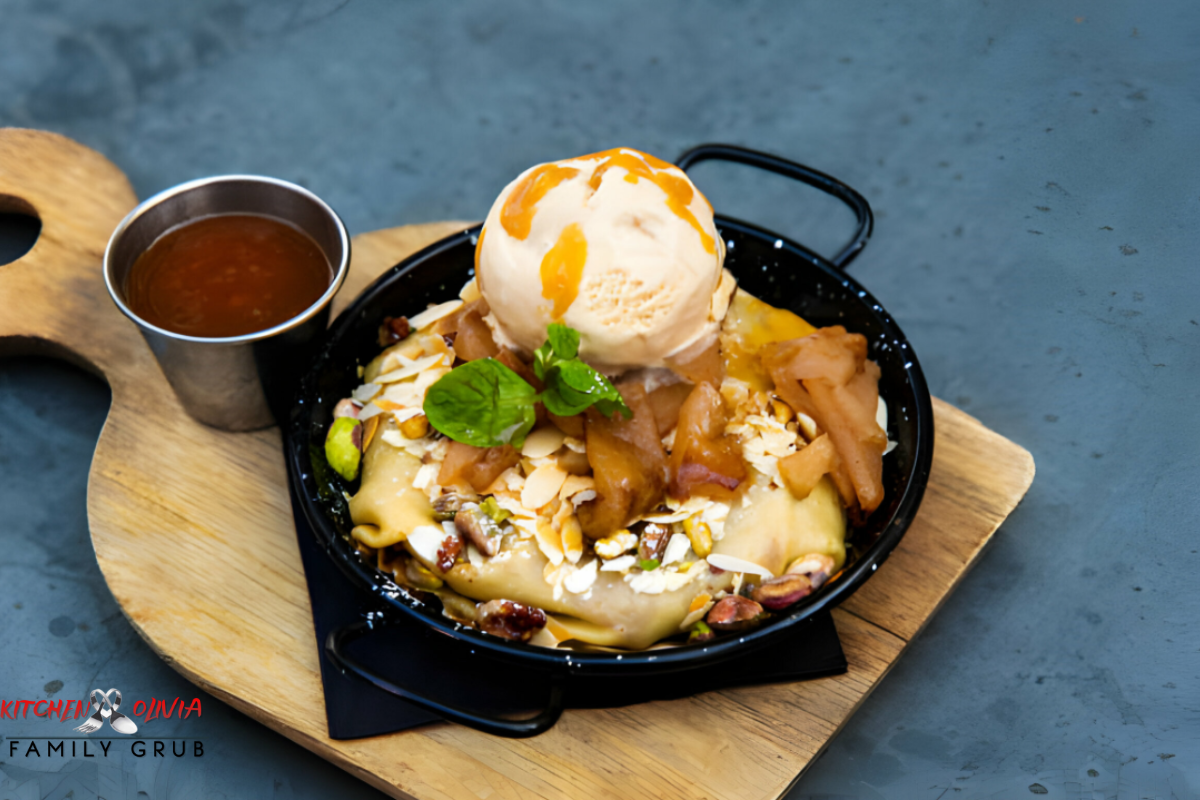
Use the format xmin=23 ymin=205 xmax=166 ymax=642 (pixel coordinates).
xmin=0 ymin=129 xmax=1035 ymax=800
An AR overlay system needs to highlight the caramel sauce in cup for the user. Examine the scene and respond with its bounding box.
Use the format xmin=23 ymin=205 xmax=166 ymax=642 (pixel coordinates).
xmin=104 ymin=175 xmax=350 ymax=431
xmin=124 ymin=214 xmax=332 ymax=338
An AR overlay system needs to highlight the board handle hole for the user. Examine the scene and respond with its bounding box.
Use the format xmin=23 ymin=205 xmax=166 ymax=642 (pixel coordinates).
xmin=0 ymin=194 xmax=42 ymax=266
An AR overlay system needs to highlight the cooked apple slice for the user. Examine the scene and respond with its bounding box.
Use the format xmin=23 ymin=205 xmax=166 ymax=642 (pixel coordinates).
xmin=669 ymin=381 xmax=746 ymax=501
xmin=437 ymin=440 xmax=520 ymax=494
xmin=665 ymin=336 xmax=723 ymax=387
xmin=576 ymin=384 xmax=667 ymax=539
xmin=763 ymin=326 xmax=886 ymax=517
xmin=645 ymin=381 xmax=693 ymax=436
xmin=778 ymin=433 xmax=838 ymax=501
xmin=452 ymin=308 xmax=500 ymax=361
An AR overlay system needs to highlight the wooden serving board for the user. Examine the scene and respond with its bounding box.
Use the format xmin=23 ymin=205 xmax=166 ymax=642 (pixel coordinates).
xmin=0 ymin=129 xmax=1035 ymax=800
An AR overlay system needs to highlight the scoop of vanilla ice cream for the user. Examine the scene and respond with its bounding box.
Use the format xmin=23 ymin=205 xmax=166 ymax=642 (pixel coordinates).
xmin=476 ymin=148 xmax=734 ymax=371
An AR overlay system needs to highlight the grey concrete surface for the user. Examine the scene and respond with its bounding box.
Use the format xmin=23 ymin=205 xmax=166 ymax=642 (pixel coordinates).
xmin=0 ymin=0 xmax=1197 ymax=797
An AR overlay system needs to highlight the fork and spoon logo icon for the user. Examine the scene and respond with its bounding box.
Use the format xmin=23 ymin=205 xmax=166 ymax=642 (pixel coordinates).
xmin=73 ymin=688 xmax=138 ymax=735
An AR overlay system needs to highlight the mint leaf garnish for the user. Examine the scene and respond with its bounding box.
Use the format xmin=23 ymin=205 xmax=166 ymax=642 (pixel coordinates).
xmin=423 ymin=324 xmax=630 ymax=447
xmin=534 ymin=323 xmax=631 ymax=420
xmin=423 ymin=358 xmax=538 ymax=448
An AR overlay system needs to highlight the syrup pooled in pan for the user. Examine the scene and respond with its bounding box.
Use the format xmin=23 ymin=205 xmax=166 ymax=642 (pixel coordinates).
xmin=125 ymin=213 xmax=331 ymax=338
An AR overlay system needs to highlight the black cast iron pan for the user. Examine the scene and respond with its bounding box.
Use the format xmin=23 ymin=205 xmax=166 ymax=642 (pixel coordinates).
xmin=285 ymin=144 xmax=934 ymax=737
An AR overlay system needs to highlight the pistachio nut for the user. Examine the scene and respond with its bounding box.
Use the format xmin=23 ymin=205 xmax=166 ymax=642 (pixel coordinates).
xmin=786 ymin=553 xmax=836 ymax=589
xmin=432 ymin=492 xmax=465 ymax=522
xmin=706 ymin=595 xmax=765 ymax=632
xmin=688 ymin=620 xmax=715 ymax=644
xmin=750 ymin=573 xmax=814 ymax=610
xmin=454 ymin=507 xmax=501 ymax=557
xmin=325 ymin=416 xmax=363 ymax=481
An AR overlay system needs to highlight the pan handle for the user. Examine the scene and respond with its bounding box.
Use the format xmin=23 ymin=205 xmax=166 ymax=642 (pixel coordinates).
xmin=675 ymin=143 xmax=874 ymax=270
xmin=325 ymin=618 xmax=565 ymax=738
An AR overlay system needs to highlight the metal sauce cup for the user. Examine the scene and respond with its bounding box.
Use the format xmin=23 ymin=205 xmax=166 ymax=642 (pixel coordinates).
xmin=104 ymin=176 xmax=350 ymax=431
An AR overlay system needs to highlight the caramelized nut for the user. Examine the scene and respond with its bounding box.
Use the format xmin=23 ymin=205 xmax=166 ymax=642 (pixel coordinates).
xmin=435 ymin=531 xmax=464 ymax=573
xmin=477 ymin=599 xmax=547 ymax=642
xmin=400 ymin=413 xmax=430 ymax=439
xmin=595 ymin=529 xmax=638 ymax=559
xmin=454 ymin=507 xmax=501 ymax=557
xmin=706 ymin=595 xmax=765 ymax=632
xmin=378 ymin=315 xmax=411 ymax=347
xmin=751 ymin=573 xmax=814 ymax=610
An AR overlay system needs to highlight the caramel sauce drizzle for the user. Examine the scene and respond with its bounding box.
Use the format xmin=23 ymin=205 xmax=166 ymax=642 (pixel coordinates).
xmin=580 ymin=148 xmax=716 ymax=255
xmin=539 ymin=222 xmax=588 ymax=319
xmin=474 ymin=226 xmax=486 ymax=279
xmin=491 ymin=148 xmax=715 ymax=320
xmin=500 ymin=163 xmax=581 ymax=240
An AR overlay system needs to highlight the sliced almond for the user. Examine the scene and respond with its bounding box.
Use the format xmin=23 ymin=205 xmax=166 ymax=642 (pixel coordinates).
xmin=483 ymin=466 xmax=523 ymax=496
xmin=357 ymin=403 xmax=385 ymax=420
xmin=705 ymin=553 xmax=774 ymax=578
xmin=361 ymin=414 xmax=382 ymax=452
xmin=459 ymin=277 xmax=482 ymax=303
xmin=661 ymin=533 xmax=691 ymax=566
xmin=379 ymin=429 xmax=406 ymax=449
xmin=535 ymin=519 xmax=564 ymax=566
xmin=375 ymin=353 xmax=446 ymax=384
xmin=411 ymin=463 xmax=439 ymax=491
xmin=351 ymin=383 xmax=382 ymax=403
xmin=522 ymin=463 xmax=569 ymax=510
xmin=558 ymin=474 xmax=596 ymax=501
xmin=563 ymin=559 xmax=598 ymax=594
xmin=560 ymin=515 xmax=584 ymax=565
xmin=570 ymin=489 xmax=597 ymax=506
xmin=419 ymin=333 xmax=451 ymax=357
xmin=405 ymin=525 xmax=447 ymax=565
xmin=600 ymin=555 xmax=637 ymax=573
xmin=627 ymin=569 xmax=667 ymax=595
xmin=408 ymin=299 xmax=464 ymax=331
xmin=521 ymin=426 xmax=567 ymax=458
xmin=391 ymin=406 xmax=425 ymax=424
xmin=380 ymin=382 xmax=422 ymax=408
xmin=378 ymin=338 xmax=425 ymax=373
